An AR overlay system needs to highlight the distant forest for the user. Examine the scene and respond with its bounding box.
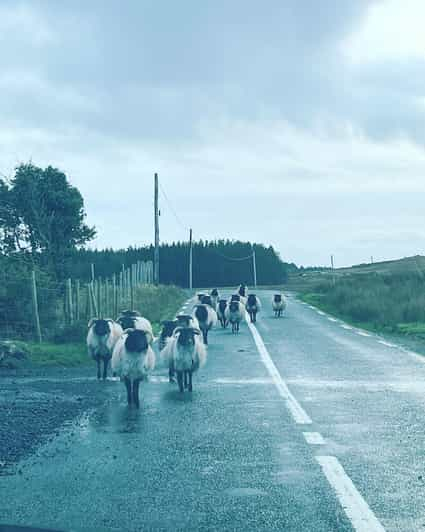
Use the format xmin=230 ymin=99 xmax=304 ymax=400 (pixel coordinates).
xmin=70 ymin=240 xmax=297 ymax=287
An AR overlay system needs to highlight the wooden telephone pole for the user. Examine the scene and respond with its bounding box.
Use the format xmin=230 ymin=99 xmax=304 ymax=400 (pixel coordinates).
xmin=154 ymin=173 xmax=160 ymax=285
xmin=189 ymin=228 xmax=193 ymax=290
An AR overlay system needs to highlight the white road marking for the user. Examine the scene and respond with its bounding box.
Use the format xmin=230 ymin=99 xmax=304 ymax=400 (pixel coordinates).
xmin=214 ymin=378 xmax=273 ymax=385
xmin=340 ymin=324 xmax=353 ymax=330
xmin=303 ymin=432 xmax=325 ymax=445
xmin=377 ymin=340 xmax=397 ymax=348
xmin=316 ymin=456 xmax=385 ymax=532
xmin=356 ymin=331 xmax=372 ymax=337
xmin=246 ymin=317 xmax=312 ymax=424
xmin=317 ymin=310 xmax=326 ymax=316
xmin=327 ymin=317 xmax=338 ymax=323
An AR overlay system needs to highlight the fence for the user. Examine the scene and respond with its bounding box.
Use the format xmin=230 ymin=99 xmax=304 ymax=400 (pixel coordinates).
xmin=0 ymin=260 xmax=154 ymax=343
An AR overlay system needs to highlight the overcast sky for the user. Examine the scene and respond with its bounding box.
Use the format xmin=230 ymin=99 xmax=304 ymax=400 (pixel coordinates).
xmin=1 ymin=0 xmax=424 ymax=267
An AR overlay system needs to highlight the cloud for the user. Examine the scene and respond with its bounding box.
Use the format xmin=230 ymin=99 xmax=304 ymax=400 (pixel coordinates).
xmin=0 ymin=0 xmax=423 ymax=266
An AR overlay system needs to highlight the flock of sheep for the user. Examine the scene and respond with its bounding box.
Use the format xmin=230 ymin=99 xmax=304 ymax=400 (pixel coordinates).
xmin=86 ymin=286 xmax=287 ymax=407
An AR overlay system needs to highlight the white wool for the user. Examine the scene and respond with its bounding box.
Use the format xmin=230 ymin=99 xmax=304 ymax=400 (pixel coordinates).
xmin=272 ymin=297 xmax=286 ymax=311
xmin=87 ymin=320 xmax=123 ymax=359
xmin=111 ymin=335 xmax=156 ymax=380
xmin=192 ymin=304 xmax=217 ymax=331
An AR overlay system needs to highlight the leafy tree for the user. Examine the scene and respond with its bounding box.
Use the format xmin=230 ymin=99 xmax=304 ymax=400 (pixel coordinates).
xmin=0 ymin=163 xmax=95 ymax=275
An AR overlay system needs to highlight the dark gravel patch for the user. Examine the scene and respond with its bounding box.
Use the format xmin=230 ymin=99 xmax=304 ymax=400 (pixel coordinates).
xmin=0 ymin=365 xmax=113 ymax=474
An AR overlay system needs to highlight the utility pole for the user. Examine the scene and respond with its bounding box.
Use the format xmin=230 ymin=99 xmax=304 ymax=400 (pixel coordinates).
xmin=189 ymin=228 xmax=193 ymax=290
xmin=252 ymin=245 xmax=257 ymax=287
xmin=154 ymin=173 xmax=160 ymax=285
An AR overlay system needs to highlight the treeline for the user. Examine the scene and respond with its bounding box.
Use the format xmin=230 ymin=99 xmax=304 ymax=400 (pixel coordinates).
xmin=68 ymin=240 xmax=297 ymax=287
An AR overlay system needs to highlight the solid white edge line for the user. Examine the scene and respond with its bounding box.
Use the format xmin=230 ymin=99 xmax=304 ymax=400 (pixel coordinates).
xmin=303 ymin=432 xmax=325 ymax=445
xmin=246 ymin=316 xmax=312 ymax=425
xmin=316 ymin=456 xmax=385 ymax=532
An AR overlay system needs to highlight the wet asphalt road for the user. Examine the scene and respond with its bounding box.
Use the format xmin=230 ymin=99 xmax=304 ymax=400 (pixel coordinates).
xmin=1 ymin=291 xmax=425 ymax=531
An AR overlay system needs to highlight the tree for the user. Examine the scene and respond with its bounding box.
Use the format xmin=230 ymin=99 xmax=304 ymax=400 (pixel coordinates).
xmin=1 ymin=163 xmax=95 ymax=276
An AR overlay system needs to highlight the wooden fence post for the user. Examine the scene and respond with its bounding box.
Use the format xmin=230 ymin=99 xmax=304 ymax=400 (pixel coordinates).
xmin=67 ymin=278 xmax=74 ymax=324
xmin=75 ymin=279 xmax=80 ymax=322
xmin=31 ymin=271 xmax=42 ymax=343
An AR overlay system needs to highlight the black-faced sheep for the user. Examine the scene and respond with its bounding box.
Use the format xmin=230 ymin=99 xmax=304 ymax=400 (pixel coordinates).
xmin=193 ymin=304 xmax=217 ymax=344
xmin=246 ymin=294 xmax=261 ymax=323
xmin=272 ymin=293 xmax=286 ymax=317
xmin=225 ymin=301 xmax=245 ymax=333
xmin=111 ymin=328 xmax=155 ymax=408
xmin=217 ymin=299 xmax=228 ymax=328
xmin=87 ymin=318 xmax=123 ymax=380
xmin=161 ymin=326 xmax=206 ymax=393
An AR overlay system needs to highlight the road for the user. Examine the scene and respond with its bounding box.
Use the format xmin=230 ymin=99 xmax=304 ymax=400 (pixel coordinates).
xmin=1 ymin=290 xmax=425 ymax=531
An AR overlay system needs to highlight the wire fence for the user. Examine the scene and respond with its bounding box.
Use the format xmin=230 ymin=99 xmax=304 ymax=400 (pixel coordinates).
xmin=0 ymin=260 xmax=154 ymax=343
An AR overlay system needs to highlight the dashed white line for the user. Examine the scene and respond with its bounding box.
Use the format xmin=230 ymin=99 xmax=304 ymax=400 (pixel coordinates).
xmin=303 ymin=432 xmax=325 ymax=445
xmin=340 ymin=324 xmax=353 ymax=330
xmin=327 ymin=317 xmax=338 ymax=323
xmin=356 ymin=331 xmax=371 ymax=337
xmin=317 ymin=310 xmax=326 ymax=316
xmin=316 ymin=456 xmax=385 ymax=532
xmin=246 ymin=317 xmax=312 ymax=425
xmin=377 ymin=340 xmax=397 ymax=348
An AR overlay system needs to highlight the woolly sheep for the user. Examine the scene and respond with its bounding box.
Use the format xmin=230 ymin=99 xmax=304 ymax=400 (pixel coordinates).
xmin=246 ymin=294 xmax=261 ymax=324
xmin=159 ymin=320 xmax=178 ymax=352
xmin=193 ymin=304 xmax=217 ymax=344
xmin=111 ymin=328 xmax=156 ymax=408
xmin=225 ymin=300 xmax=245 ymax=334
xmin=272 ymin=293 xmax=286 ymax=317
xmin=216 ymin=299 xmax=228 ymax=328
xmin=210 ymin=288 xmax=220 ymax=310
xmin=161 ymin=326 xmax=206 ymax=393
xmin=176 ymin=313 xmax=200 ymax=330
xmin=87 ymin=318 xmax=123 ymax=380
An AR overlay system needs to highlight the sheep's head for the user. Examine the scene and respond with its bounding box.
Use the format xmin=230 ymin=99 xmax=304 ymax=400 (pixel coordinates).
xmin=176 ymin=314 xmax=193 ymax=327
xmin=194 ymin=305 xmax=208 ymax=323
xmin=201 ymin=295 xmax=213 ymax=306
xmin=176 ymin=327 xmax=200 ymax=347
xmin=161 ymin=320 xmax=177 ymax=337
xmin=229 ymin=301 xmax=239 ymax=312
xmin=197 ymin=292 xmax=206 ymax=301
xmin=238 ymin=285 xmax=247 ymax=297
xmin=89 ymin=319 xmax=112 ymax=336
xmin=274 ymin=294 xmax=282 ymax=302
xmin=247 ymin=294 xmax=257 ymax=305
xmin=211 ymin=288 xmax=219 ymax=296
xmin=120 ymin=309 xmax=141 ymax=317
xmin=117 ymin=316 xmax=136 ymax=330
xmin=124 ymin=329 xmax=148 ymax=353
xmin=231 ymin=294 xmax=241 ymax=302
xmin=218 ymin=299 xmax=227 ymax=312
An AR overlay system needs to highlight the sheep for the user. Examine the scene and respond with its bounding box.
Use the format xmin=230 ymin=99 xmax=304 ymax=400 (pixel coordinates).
xmin=116 ymin=311 xmax=154 ymax=344
xmin=161 ymin=326 xmax=206 ymax=393
xmin=216 ymin=299 xmax=228 ymax=328
xmin=272 ymin=293 xmax=286 ymax=317
xmin=201 ymin=294 xmax=214 ymax=308
xmin=225 ymin=300 xmax=245 ymax=333
xmin=111 ymin=328 xmax=156 ymax=408
xmin=196 ymin=292 xmax=207 ymax=303
xmin=229 ymin=293 xmax=246 ymax=307
xmin=210 ymin=288 xmax=220 ymax=310
xmin=87 ymin=318 xmax=123 ymax=380
xmin=193 ymin=303 xmax=217 ymax=344
xmin=246 ymin=294 xmax=261 ymax=323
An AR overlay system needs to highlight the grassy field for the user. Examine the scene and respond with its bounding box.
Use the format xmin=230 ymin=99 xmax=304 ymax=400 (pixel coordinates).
xmin=300 ymin=268 xmax=425 ymax=339
xmin=3 ymin=285 xmax=187 ymax=368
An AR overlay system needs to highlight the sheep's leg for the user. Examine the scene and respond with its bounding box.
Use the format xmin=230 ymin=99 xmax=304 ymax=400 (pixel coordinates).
xmin=132 ymin=379 xmax=140 ymax=408
xmin=96 ymin=358 xmax=101 ymax=380
xmin=184 ymin=371 xmax=188 ymax=389
xmin=102 ymin=358 xmax=108 ymax=380
xmin=203 ymin=329 xmax=208 ymax=345
xmin=188 ymin=371 xmax=193 ymax=392
xmin=124 ymin=377 xmax=132 ymax=405
xmin=177 ymin=371 xmax=184 ymax=393
xmin=169 ymin=366 xmax=175 ymax=383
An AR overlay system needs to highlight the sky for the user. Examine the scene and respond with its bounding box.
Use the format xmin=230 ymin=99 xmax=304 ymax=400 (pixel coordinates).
xmin=1 ymin=0 xmax=425 ymax=267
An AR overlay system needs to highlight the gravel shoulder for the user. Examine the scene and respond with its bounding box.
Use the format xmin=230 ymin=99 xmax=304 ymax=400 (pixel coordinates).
xmin=0 ymin=364 xmax=112 ymax=474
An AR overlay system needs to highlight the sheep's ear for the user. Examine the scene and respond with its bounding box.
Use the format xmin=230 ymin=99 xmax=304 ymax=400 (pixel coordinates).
xmin=88 ymin=318 xmax=97 ymax=328
xmin=105 ymin=318 xmax=114 ymax=323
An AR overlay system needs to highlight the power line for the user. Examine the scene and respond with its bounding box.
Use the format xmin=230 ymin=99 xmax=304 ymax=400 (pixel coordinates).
xmin=158 ymin=182 xmax=189 ymax=232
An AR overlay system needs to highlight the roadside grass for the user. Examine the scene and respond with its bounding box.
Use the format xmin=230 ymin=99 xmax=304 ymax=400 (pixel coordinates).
xmin=3 ymin=285 xmax=187 ymax=368
xmin=299 ymin=272 xmax=425 ymax=340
